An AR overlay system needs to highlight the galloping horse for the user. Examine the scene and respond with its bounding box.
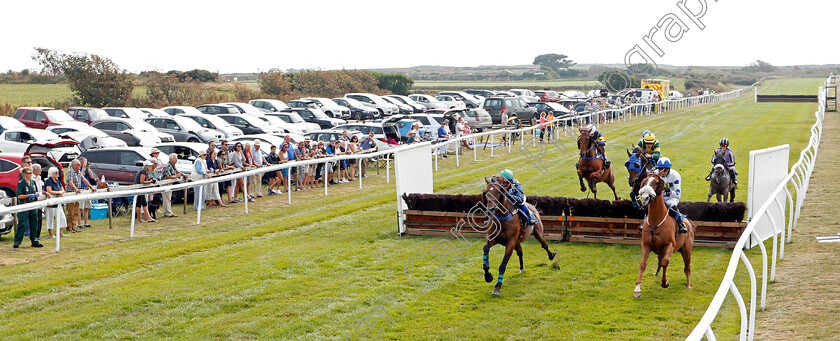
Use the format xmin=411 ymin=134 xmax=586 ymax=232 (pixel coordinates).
xmin=577 ymin=131 xmax=619 ymax=200
xmin=625 ymin=147 xmax=654 ymax=205
xmin=482 ymin=176 xmax=556 ymax=296
xmin=633 ymin=173 xmax=695 ymax=298
xmin=707 ymin=151 xmax=737 ymax=202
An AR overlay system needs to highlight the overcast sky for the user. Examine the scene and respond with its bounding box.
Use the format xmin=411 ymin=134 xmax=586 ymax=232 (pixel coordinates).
xmin=3 ymin=0 xmax=838 ymax=73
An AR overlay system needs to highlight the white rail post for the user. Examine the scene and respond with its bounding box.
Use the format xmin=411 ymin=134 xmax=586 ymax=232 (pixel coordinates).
xmin=55 ymin=208 xmax=60 ymax=252
xmin=386 ymin=157 xmax=391 ymax=182
xmin=508 ymin=133 xmax=512 ymax=154
xmin=490 ymin=134 xmax=494 ymax=158
xmin=130 ymin=194 xmax=137 ymax=238
xmin=324 ymin=161 xmax=328 ymax=196
xmin=196 ymin=185 xmax=203 ymax=225
xmin=455 ymin=142 xmax=460 ymax=167
xmin=434 ymin=148 xmax=438 ymax=171
xmin=243 ymin=175 xmax=249 ymax=214
xmin=473 ymin=140 xmax=477 ymax=162
xmin=358 ymin=157 xmax=362 ymax=189
xmin=287 ymin=172 xmax=291 ymax=204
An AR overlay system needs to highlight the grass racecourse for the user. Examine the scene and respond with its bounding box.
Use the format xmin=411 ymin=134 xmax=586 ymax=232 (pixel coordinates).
xmin=0 ymin=78 xmax=823 ymax=340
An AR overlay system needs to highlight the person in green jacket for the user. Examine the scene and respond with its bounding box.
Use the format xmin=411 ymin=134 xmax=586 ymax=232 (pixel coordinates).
xmin=14 ymin=166 xmax=44 ymax=248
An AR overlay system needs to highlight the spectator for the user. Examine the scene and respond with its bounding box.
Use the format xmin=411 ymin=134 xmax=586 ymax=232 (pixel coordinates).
xmin=13 ymin=166 xmax=44 ymax=248
xmin=161 ymin=153 xmax=186 ymax=217
xmin=538 ymin=112 xmax=547 ymax=143
xmin=135 ymin=161 xmax=156 ymax=223
xmin=150 ymin=148 xmax=166 ymax=172
xmin=267 ymin=145 xmax=282 ymax=195
xmin=335 ymin=138 xmax=351 ymax=183
xmin=325 ymin=138 xmax=339 ymax=185
xmin=44 ymin=167 xmax=70 ymax=237
xmin=500 ymin=111 xmax=508 ymax=127
xmin=278 ymin=144 xmax=291 ymax=192
xmin=546 ymin=111 xmax=556 ymax=141
xmin=207 ymin=140 xmax=217 ymax=155
xmin=29 ymin=163 xmax=44 ymax=238
xmin=359 ymin=131 xmax=376 ymax=176
xmin=250 ymin=141 xmax=266 ymax=198
xmin=218 ymin=140 xmax=233 ymax=201
xmin=436 ymin=119 xmax=450 ymax=158
xmin=190 ymin=150 xmax=209 ymax=211
xmin=280 ymin=136 xmax=300 ymax=191
xmin=242 ymin=142 xmax=256 ymax=201
xmin=205 ymin=148 xmax=225 ymax=208
xmin=456 ymin=116 xmax=473 ymax=150
xmin=65 ymin=159 xmax=95 ymax=232
xmin=297 ymin=139 xmax=313 ymax=189
xmin=347 ymin=135 xmax=359 ymax=181
xmin=78 ymin=157 xmax=97 ymax=229
xmin=229 ymin=142 xmax=246 ymax=203
xmin=405 ymin=130 xmax=417 ymax=144
xmin=313 ymin=141 xmax=327 ymax=188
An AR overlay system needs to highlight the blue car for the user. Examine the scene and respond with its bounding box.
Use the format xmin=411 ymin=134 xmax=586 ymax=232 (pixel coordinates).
xmin=381 ymin=115 xmax=429 ymax=142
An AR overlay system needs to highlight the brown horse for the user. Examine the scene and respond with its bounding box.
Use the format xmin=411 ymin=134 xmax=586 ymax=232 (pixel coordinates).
xmin=633 ymin=172 xmax=695 ymax=298
xmin=577 ymin=131 xmax=619 ymax=200
xmin=482 ymin=176 xmax=556 ymax=296
xmin=625 ymin=147 xmax=654 ymax=206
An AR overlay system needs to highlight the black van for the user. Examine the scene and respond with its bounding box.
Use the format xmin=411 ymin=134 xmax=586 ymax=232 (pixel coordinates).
xmin=481 ymin=97 xmax=537 ymax=124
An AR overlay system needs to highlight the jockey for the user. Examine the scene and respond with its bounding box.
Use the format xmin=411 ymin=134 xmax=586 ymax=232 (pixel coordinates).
xmin=578 ymin=124 xmax=610 ymax=169
xmin=499 ymin=169 xmax=537 ymax=226
xmin=656 ymin=157 xmax=687 ymax=234
xmin=635 ymin=132 xmax=661 ymax=163
xmin=705 ymin=137 xmax=738 ymax=185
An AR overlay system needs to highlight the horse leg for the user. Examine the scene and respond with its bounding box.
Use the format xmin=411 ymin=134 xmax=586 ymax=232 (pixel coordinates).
xmin=723 ymin=191 xmax=729 ymax=202
xmin=730 ymin=188 xmax=736 ymax=203
xmin=654 ymin=253 xmax=663 ymax=276
xmin=660 ymin=244 xmax=676 ymax=288
xmin=634 ymin=243 xmax=652 ymax=298
xmin=483 ymin=240 xmax=495 ymax=283
xmin=578 ymin=176 xmax=586 ymax=192
xmin=716 ymin=193 xmax=722 ymax=202
xmin=681 ymin=247 xmax=692 ymax=288
xmin=606 ymin=170 xmax=619 ymax=200
xmin=492 ymin=243 xmax=516 ymax=296
xmin=515 ymin=243 xmax=524 ymax=273
xmin=532 ymin=221 xmax=556 ymax=261
xmin=588 ymin=178 xmax=598 ymax=199
xmin=707 ymin=189 xmax=713 ymax=202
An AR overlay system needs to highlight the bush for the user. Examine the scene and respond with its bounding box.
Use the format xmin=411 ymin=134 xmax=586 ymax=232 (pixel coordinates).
xmin=373 ymin=72 xmax=413 ymax=95
xmin=62 ymin=53 xmax=133 ymax=107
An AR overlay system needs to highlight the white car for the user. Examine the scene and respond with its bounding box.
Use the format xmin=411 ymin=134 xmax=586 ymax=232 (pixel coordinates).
xmin=408 ymin=114 xmax=445 ymax=138
xmin=668 ymin=91 xmax=683 ymax=99
xmin=249 ymin=99 xmax=291 ymax=113
xmin=258 ymin=115 xmax=309 ymax=135
xmin=102 ymin=107 xmax=149 ymax=120
xmin=162 ymin=106 xmax=205 ymax=116
xmin=332 ymin=123 xmax=393 ymax=150
xmin=409 ymin=94 xmax=448 ymax=110
xmin=301 ymin=97 xmax=352 ymax=119
xmin=47 ymin=125 xmax=128 ymax=151
xmin=509 ymin=89 xmax=540 ymax=103
xmin=221 ymin=102 xmax=267 ymax=118
xmin=266 ymin=112 xmax=320 ymax=133
xmin=345 ymin=93 xmax=398 ymax=116
xmin=434 ymin=95 xmax=467 ymax=109
xmin=0 ymin=116 xmax=26 ymax=132
xmin=90 ymin=117 xmax=172 ymax=147
xmin=231 ymin=133 xmax=303 ymax=148
xmin=140 ymin=108 xmax=171 ymax=117
xmin=0 ymin=128 xmax=81 ymax=166
xmin=218 ymin=114 xmax=282 ymax=135
xmin=180 ymin=113 xmax=244 ymax=139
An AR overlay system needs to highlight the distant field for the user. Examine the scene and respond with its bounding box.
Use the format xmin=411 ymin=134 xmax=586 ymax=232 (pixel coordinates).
xmin=758 ymin=78 xmax=825 ymax=95
xmin=0 ymin=83 xmax=73 ymax=108
xmin=412 ymin=79 xmax=601 ymax=89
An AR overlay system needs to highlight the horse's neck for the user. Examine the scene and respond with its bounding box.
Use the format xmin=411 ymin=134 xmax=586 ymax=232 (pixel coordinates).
xmin=647 ymin=194 xmax=668 ymax=225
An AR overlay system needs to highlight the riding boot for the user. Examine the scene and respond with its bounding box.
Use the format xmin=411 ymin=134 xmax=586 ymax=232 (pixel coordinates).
xmin=670 ymin=207 xmax=687 ymax=234
xmin=705 ymin=168 xmax=713 ymax=181
xmin=730 ymin=169 xmax=738 ymax=185
xmin=520 ymin=206 xmax=537 ymax=226
xmin=604 ymin=158 xmax=611 ymax=169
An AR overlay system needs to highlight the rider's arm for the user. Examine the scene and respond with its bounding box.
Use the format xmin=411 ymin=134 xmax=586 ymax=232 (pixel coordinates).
xmin=725 ymin=149 xmax=736 ymax=167
xmin=651 ymin=142 xmax=661 ymax=160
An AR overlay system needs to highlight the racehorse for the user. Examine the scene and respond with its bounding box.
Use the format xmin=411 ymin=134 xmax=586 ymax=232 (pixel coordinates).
xmin=633 ymin=172 xmax=695 ymax=298
xmin=482 ymin=176 xmax=556 ymax=296
xmin=625 ymin=147 xmax=654 ymax=205
xmin=707 ymin=151 xmax=736 ymax=202
xmin=577 ymin=131 xmax=619 ymax=200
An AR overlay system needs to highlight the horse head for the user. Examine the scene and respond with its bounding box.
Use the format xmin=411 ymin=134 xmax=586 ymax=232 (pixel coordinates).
xmin=578 ymin=131 xmax=593 ymax=157
xmin=625 ymin=151 xmax=643 ymax=188
xmin=637 ymin=173 xmax=664 ymax=208
xmin=482 ymin=177 xmax=507 ymax=215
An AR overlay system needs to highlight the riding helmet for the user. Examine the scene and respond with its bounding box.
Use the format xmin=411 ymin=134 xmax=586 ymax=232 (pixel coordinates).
xmin=642 ymin=129 xmax=651 ymax=137
xmin=500 ymin=169 xmax=514 ymax=180
xmin=719 ymin=137 xmax=729 ymax=146
xmin=656 ymin=157 xmax=672 ymax=169
xmin=643 ymin=133 xmax=656 ymax=143
xmin=580 ymin=124 xmax=594 ymax=133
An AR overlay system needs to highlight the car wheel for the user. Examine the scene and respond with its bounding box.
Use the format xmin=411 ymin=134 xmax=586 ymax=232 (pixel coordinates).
xmin=188 ymin=138 xmax=200 ymax=143
xmin=1 ymin=188 xmax=13 ymax=199
xmin=377 ymin=109 xmax=384 ymax=117
xmin=354 ymin=112 xmax=362 ymax=121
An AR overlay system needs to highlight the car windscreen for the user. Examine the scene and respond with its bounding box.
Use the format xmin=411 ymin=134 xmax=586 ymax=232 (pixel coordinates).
xmin=242 ymin=115 xmax=270 ymax=127
xmin=131 ymin=120 xmax=159 ymax=132
xmin=123 ymin=108 xmax=149 ymax=119
xmin=174 ymin=117 xmax=204 ymax=131
xmin=432 ymin=116 xmax=445 ymax=124
xmin=45 ymin=110 xmax=75 ymax=123
xmin=282 ymin=113 xmax=305 ymax=123
xmin=310 ymin=110 xmax=330 ymax=120
xmin=484 ymin=99 xmax=503 ymax=108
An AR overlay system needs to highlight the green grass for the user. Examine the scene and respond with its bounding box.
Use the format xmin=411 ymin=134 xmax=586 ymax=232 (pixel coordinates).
xmin=413 ymin=79 xmax=601 ymax=89
xmin=758 ymin=78 xmax=825 ymax=95
xmin=0 ymin=78 xmax=825 ymax=339
xmin=0 ymin=83 xmax=73 ymax=108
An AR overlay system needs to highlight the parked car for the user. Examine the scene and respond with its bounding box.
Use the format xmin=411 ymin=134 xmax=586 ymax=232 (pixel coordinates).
xmin=47 ymin=125 xmax=128 ymax=151
xmin=231 ymin=134 xmax=301 ymax=149
xmin=0 ymin=152 xmax=64 ymax=198
xmin=482 ymin=97 xmax=537 ymax=124
xmin=258 ymin=115 xmax=308 ymax=135
xmin=154 ymin=142 xmax=207 ymax=165
xmin=384 ymin=95 xmax=426 ymax=113
xmin=409 ymin=94 xmax=447 ymax=110
xmin=139 ymin=108 xmax=171 ymax=117
xmin=464 ymin=89 xmax=496 ymax=99
xmin=285 ymin=100 xmax=319 ymax=110
xmin=381 ymin=115 xmax=426 ymax=142
xmin=510 ymin=89 xmax=540 ymax=103
xmin=333 ymin=123 xmax=395 ymax=150
xmin=14 ymin=107 xmax=86 ymax=129
xmin=0 ymin=116 xmax=26 ymax=134
xmin=408 ymin=114 xmax=444 ymax=138
xmin=221 ymin=102 xmax=267 ymax=118
xmin=217 ymin=114 xmax=281 ymax=135
xmin=437 ymin=91 xmax=483 ymax=108
xmin=0 ymin=189 xmax=15 ymax=235
xmin=451 ymin=108 xmax=493 ymax=130
xmin=80 ymin=147 xmax=191 ymax=185
xmin=196 ymin=104 xmax=242 ymax=115
xmin=145 ymin=116 xmax=223 ymax=143
xmin=345 ymin=93 xmax=398 ymax=116
xmin=91 ymin=118 xmax=171 ymax=147
xmin=534 ymin=90 xmax=562 ymax=102
xmin=102 ymin=107 xmax=149 ymax=120
xmin=67 ymin=107 xmax=110 ymax=125
xmin=301 ymin=97 xmax=352 ymax=119
xmin=668 ymin=90 xmax=683 ymax=99
xmin=265 ymin=112 xmax=321 ymax=133
xmin=381 ymin=96 xmax=415 ymax=115
xmin=434 ymin=95 xmax=467 ymax=109
xmin=249 ymin=99 xmax=291 ymax=113
xmin=283 ymin=108 xmax=345 ymax=129
xmin=561 ymin=90 xmax=587 ymax=99
xmin=529 ymin=102 xmax=574 ymax=118
xmin=0 ymin=128 xmax=81 ymax=167
xmin=162 ymin=106 xmax=205 ymax=116
xmin=304 ymin=130 xmax=364 ymax=144
xmin=332 ymin=97 xmax=380 ymax=120
xmin=180 ymin=113 xmax=244 ymax=139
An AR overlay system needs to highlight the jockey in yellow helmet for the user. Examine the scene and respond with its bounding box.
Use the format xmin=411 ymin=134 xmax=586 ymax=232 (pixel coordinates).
xmin=635 ymin=131 xmax=661 ymax=162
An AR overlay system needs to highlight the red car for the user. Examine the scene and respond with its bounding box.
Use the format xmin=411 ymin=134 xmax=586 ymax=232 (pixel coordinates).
xmin=0 ymin=147 xmax=65 ymax=198
xmin=13 ymin=107 xmax=79 ymax=129
xmin=534 ymin=91 xmax=562 ymax=102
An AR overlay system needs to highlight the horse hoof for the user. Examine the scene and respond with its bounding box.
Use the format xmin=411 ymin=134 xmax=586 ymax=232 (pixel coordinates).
xmin=548 ymin=252 xmax=556 ymax=261
xmin=580 ymin=187 xmax=586 ymax=192
xmin=519 ymin=268 xmax=525 ymax=273
xmin=492 ymin=289 xmax=501 ymax=296
xmin=633 ymin=291 xmax=642 ymax=298
xmin=661 ymin=281 xmax=670 ymax=288
xmin=484 ymin=272 xmax=493 ymax=283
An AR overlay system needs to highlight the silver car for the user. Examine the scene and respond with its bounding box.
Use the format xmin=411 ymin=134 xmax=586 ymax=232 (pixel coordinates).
xmin=301 ymin=97 xmax=352 ymax=119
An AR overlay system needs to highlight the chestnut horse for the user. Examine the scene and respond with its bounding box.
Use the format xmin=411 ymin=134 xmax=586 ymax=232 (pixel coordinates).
xmin=633 ymin=173 xmax=695 ymax=298
xmin=577 ymin=131 xmax=619 ymax=200
xmin=625 ymin=147 xmax=654 ymax=206
xmin=482 ymin=176 xmax=555 ymax=296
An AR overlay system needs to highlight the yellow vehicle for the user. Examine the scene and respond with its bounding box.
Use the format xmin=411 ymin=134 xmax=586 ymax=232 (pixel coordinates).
xmin=640 ymin=79 xmax=670 ymax=100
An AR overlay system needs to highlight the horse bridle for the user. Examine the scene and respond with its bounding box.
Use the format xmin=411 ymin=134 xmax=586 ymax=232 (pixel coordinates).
xmin=579 ymin=132 xmax=596 ymax=157
xmin=484 ymin=181 xmax=514 ymax=221
xmin=639 ymin=172 xmax=663 ymax=209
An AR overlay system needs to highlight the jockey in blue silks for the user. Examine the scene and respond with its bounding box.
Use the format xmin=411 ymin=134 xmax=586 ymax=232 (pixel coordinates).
xmin=577 ymin=124 xmax=610 ymax=169
xmin=499 ymin=169 xmax=537 ymax=226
